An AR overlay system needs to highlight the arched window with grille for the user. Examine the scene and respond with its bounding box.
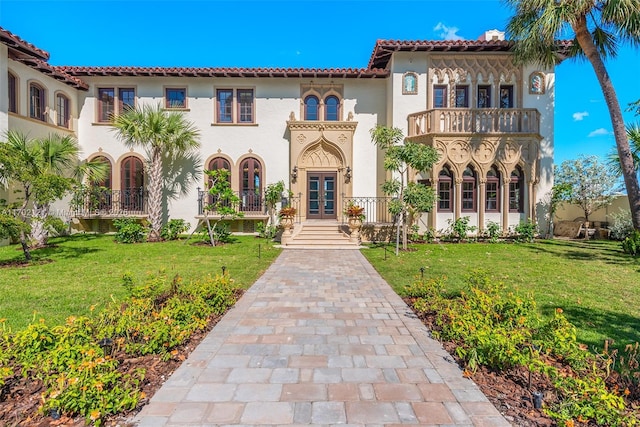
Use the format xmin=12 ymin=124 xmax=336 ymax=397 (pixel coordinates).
xmin=485 ymin=166 xmax=500 ymax=212
xmin=207 ymin=157 xmax=231 ymax=206
xmin=121 ymin=156 xmax=144 ymax=211
xmin=438 ymin=166 xmax=453 ymax=212
xmin=29 ymin=82 xmax=46 ymax=121
xmin=92 ymin=156 xmax=112 ymax=210
xmin=304 ymin=95 xmax=319 ymax=120
xmin=462 ymin=166 xmax=477 ymax=212
xmin=325 ymin=95 xmax=340 ymax=121
xmin=509 ymin=167 xmax=524 ymax=212
xmin=240 ymin=157 xmax=262 ymax=211
xmin=56 ymin=93 xmax=70 ymax=128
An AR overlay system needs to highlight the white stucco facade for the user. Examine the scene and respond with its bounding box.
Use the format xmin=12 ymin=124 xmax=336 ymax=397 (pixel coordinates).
xmin=1 ymin=26 xmax=562 ymax=238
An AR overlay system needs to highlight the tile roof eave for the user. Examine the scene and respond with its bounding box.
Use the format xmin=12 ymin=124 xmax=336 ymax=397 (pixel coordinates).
xmin=0 ymin=26 xmax=49 ymax=61
xmin=54 ymin=66 xmax=389 ymax=79
xmin=15 ymin=58 xmax=89 ymax=90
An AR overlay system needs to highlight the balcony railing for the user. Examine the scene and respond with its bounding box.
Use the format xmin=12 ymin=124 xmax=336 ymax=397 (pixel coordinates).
xmin=197 ymin=190 xmax=267 ymax=216
xmin=408 ymin=108 xmax=540 ymax=137
xmin=342 ymin=196 xmax=395 ymax=224
xmin=71 ymin=188 xmax=147 ymax=217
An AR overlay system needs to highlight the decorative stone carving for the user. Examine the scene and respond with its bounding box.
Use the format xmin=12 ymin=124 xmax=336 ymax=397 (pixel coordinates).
xmin=297 ymin=134 xmax=307 ymax=143
xmin=474 ymin=141 xmax=495 ymax=164
xmin=338 ymin=133 xmax=347 ymax=144
xmin=448 ymin=141 xmax=471 ymax=164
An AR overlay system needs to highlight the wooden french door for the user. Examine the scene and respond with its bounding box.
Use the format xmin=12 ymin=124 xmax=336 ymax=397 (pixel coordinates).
xmin=307 ymin=172 xmax=337 ymax=219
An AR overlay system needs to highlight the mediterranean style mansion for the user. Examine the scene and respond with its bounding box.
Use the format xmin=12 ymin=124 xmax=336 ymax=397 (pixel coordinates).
xmin=1 ymin=26 xmax=561 ymax=239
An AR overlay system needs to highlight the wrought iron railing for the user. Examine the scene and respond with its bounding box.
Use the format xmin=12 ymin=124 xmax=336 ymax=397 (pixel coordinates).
xmin=197 ymin=190 xmax=266 ymax=216
xmin=71 ymin=188 xmax=147 ymax=216
xmin=408 ymin=108 xmax=540 ymax=136
xmin=341 ymin=196 xmax=395 ymax=224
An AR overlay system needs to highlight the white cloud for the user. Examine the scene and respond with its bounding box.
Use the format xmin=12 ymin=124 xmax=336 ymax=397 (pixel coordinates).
xmin=572 ymin=111 xmax=589 ymax=121
xmin=588 ymin=128 xmax=611 ymax=137
xmin=433 ymin=22 xmax=464 ymax=41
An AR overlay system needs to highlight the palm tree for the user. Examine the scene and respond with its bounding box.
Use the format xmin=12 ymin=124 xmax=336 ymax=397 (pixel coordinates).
xmin=608 ymin=123 xmax=640 ymax=179
xmin=111 ymin=104 xmax=200 ymax=241
xmin=504 ymin=0 xmax=640 ymax=230
xmin=0 ymin=131 xmax=105 ymax=257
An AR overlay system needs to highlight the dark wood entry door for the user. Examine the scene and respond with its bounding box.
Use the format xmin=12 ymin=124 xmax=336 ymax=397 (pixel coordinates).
xmin=307 ymin=172 xmax=337 ymax=219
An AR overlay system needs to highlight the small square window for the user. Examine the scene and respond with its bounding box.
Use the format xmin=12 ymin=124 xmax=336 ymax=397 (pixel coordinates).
xmin=165 ymin=88 xmax=186 ymax=109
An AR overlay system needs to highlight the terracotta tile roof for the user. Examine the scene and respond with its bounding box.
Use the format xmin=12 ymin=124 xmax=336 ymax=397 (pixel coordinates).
xmin=0 ymin=26 xmax=49 ymax=61
xmin=14 ymin=57 xmax=89 ymax=90
xmin=55 ymin=66 xmax=389 ymax=79
xmin=367 ymin=38 xmax=573 ymax=70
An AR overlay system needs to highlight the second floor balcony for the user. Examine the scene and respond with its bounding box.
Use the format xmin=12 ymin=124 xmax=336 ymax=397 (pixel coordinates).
xmin=408 ymin=108 xmax=540 ymax=137
xmin=71 ymin=187 xmax=147 ymax=217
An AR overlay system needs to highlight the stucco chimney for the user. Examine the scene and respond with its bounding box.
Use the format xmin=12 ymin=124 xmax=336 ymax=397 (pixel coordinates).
xmin=478 ymin=29 xmax=505 ymax=41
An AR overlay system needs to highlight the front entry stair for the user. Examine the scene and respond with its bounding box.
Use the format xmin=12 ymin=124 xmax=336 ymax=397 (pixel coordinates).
xmin=280 ymin=220 xmax=362 ymax=249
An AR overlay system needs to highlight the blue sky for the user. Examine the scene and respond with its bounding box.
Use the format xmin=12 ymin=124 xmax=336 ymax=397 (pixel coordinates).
xmin=1 ymin=0 xmax=638 ymax=166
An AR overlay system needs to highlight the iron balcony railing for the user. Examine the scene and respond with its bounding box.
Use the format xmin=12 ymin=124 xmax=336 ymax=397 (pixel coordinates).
xmin=71 ymin=188 xmax=147 ymax=216
xmin=408 ymin=108 xmax=540 ymax=137
xmin=341 ymin=196 xmax=395 ymax=224
xmin=197 ymin=189 xmax=269 ymax=216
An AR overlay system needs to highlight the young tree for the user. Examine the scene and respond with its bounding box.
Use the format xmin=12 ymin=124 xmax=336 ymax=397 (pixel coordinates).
xmin=203 ymin=169 xmax=243 ymax=246
xmin=504 ymin=0 xmax=640 ymax=230
xmin=555 ymin=155 xmax=620 ymax=224
xmin=0 ymin=131 xmax=106 ymax=257
xmin=112 ymin=104 xmax=201 ymax=241
xmin=370 ymin=125 xmax=439 ymax=254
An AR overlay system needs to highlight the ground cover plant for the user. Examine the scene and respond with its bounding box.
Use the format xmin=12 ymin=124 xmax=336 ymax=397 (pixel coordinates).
xmin=0 ymin=233 xmax=280 ymax=425
xmin=363 ymin=238 xmax=640 ymax=426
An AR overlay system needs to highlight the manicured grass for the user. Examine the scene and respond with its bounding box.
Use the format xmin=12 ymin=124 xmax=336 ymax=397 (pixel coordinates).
xmin=362 ymin=239 xmax=640 ymax=352
xmin=0 ymin=234 xmax=281 ymax=330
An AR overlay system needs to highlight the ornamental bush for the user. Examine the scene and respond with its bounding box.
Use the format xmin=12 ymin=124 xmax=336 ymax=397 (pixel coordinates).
xmin=113 ymin=217 xmax=147 ymax=243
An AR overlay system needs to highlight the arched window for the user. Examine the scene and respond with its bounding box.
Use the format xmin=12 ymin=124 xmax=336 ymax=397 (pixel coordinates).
xmin=8 ymin=72 xmax=17 ymax=113
xmin=92 ymin=156 xmax=112 ymax=210
xmin=438 ymin=167 xmax=453 ymax=212
xmin=304 ymin=95 xmax=319 ymax=121
xmin=462 ymin=166 xmax=477 ymax=212
xmin=121 ymin=156 xmax=144 ymax=211
xmin=240 ymin=157 xmax=262 ymax=211
xmin=325 ymin=95 xmax=340 ymax=121
xmin=29 ymin=82 xmax=46 ymax=121
xmin=208 ymin=157 xmax=231 ymax=182
xmin=207 ymin=157 xmax=231 ymax=206
xmin=93 ymin=156 xmax=112 ymax=189
xmin=485 ymin=166 xmax=500 ymax=212
xmin=56 ymin=93 xmax=70 ymax=128
xmin=509 ymin=167 xmax=524 ymax=212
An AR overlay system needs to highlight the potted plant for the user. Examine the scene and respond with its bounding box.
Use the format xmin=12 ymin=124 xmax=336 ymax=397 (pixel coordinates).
xmin=344 ymin=203 xmax=364 ymax=243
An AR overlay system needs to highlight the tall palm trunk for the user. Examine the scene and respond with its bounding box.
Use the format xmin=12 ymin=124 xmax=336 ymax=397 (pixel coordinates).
xmin=30 ymin=201 xmax=50 ymax=247
xmin=147 ymin=148 xmax=163 ymax=241
xmin=573 ymin=16 xmax=640 ymax=230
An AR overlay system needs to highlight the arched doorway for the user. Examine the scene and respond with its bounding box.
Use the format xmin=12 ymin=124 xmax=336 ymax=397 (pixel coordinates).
xmin=121 ymin=156 xmax=144 ymax=211
xmin=297 ymin=139 xmax=346 ymax=221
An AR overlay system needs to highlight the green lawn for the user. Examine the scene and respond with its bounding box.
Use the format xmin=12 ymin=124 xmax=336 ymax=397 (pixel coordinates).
xmin=0 ymin=234 xmax=281 ymax=330
xmin=362 ymin=239 xmax=640 ymax=352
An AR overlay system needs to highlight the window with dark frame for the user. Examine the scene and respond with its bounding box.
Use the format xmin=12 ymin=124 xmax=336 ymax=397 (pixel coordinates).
xmin=438 ymin=167 xmax=453 ymax=212
xmin=8 ymin=73 xmax=17 ymax=113
xmin=499 ymin=85 xmax=514 ymax=108
xmin=462 ymin=167 xmax=476 ymax=212
xmin=433 ymin=85 xmax=447 ymax=108
xmin=477 ymin=85 xmax=491 ymax=108
xmin=56 ymin=94 xmax=70 ymax=128
xmin=216 ymin=89 xmax=233 ymax=123
xmin=118 ymin=88 xmax=135 ymax=112
xmin=485 ymin=167 xmax=500 ymax=212
xmin=509 ymin=168 xmax=524 ymax=212
xmin=325 ymin=95 xmax=340 ymax=121
xmin=455 ymin=85 xmax=469 ymax=108
xmin=98 ymin=87 xmax=135 ymax=122
xmin=165 ymin=88 xmax=186 ymax=109
xmin=304 ymin=95 xmax=319 ymax=120
xmin=237 ymin=89 xmax=254 ymax=123
xmin=29 ymin=83 xmax=45 ymax=121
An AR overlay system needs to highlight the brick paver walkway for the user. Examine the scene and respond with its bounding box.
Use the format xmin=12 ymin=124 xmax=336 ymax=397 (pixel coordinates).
xmin=134 ymin=249 xmax=510 ymax=426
